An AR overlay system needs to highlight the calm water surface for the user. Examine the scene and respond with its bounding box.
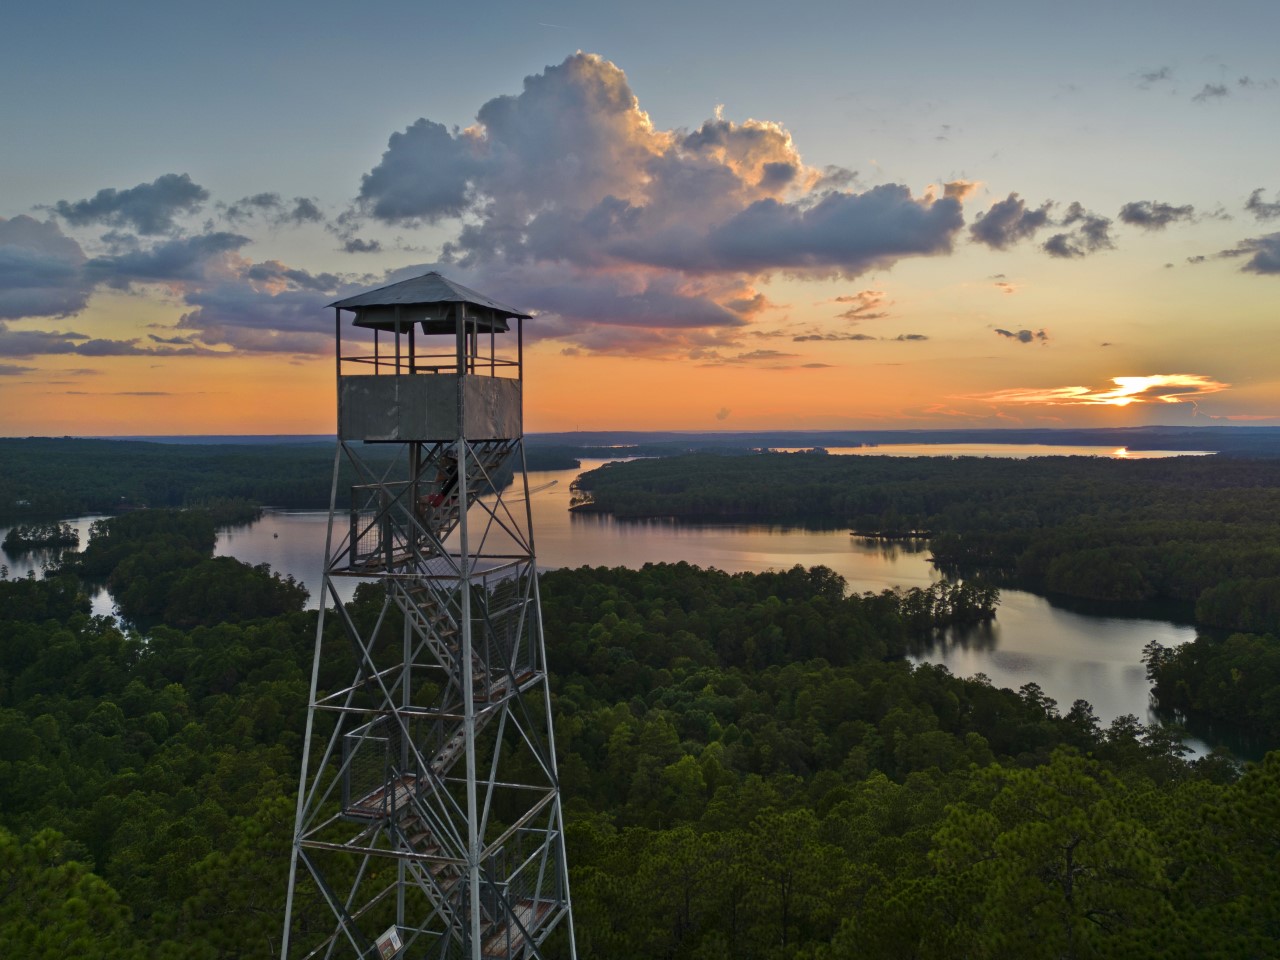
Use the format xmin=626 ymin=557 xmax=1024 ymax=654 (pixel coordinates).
xmin=211 ymin=458 xmax=1202 ymax=746
xmin=772 ymin=443 xmax=1215 ymax=458
xmin=0 ymin=450 xmax=1211 ymax=750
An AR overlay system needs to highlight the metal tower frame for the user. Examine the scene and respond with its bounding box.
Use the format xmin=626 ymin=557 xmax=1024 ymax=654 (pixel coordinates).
xmin=282 ymin=274 xmax=576 ymax=960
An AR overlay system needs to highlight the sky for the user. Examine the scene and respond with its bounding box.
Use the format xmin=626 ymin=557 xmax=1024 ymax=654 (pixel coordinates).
xmin=2 ymin=0 xmax=1278 ymax=435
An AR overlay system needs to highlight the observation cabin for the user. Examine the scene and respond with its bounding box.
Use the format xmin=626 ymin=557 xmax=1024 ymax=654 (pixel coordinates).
xmin=331 ymin=271 xmax=531 ymax=443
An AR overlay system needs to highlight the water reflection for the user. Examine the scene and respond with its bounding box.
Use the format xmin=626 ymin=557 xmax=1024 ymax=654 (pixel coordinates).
xmin=1 ymin=515 xmax=115 ymax=616
xmin=0 ymin=456 xmax=1209 ymax=750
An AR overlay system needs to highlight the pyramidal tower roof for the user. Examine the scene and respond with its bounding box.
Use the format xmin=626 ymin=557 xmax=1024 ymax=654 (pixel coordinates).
xmin=330 ymin=271 xmax=532 ymax=323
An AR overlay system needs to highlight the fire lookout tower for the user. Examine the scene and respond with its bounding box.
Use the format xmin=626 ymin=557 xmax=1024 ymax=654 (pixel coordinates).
xmin=281 ymin=272 xmax=576 ymax=960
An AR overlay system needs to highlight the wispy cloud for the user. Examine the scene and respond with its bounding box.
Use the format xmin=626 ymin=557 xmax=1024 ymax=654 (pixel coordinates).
xmin=221 ymin=193 xmax=324 ymax=227
xmin=962 ymin=374 xmax=1229 ymax=407
xmin=833 ymin=289 xmax=889 ymax=321
xmin=994 ymin=328 xmax=1048 ymax=344
xmin=1192 ymin=83 xmax=1230 ymax=102
xmin=793 ymin=331 xmax=927 ymax=342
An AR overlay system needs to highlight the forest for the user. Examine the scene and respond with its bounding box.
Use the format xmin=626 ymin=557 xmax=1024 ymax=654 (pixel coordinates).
xmin=574 ymin=452 xmax=1280 ymax=743
xmin=0 ymin=498 xmax=1277 ymax=958
xmin=0 ymin=438 xmax=583 ymax=524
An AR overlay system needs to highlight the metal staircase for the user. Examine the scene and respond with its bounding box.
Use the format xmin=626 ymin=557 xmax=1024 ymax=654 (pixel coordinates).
xmin=281 ymin=274 xmax=575 ymax=960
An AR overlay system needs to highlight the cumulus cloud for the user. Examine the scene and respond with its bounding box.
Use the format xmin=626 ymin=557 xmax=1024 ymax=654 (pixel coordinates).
xmin=696 ymin=185 xmax=962 ymax=274
xmin=352 ymin=53 xmax=969 ymax=351
xmin=995 ymin=327 xmax=1049 ymax=344
xmin=343 ymin=238 xmax=382 ymax=253
xmin=1245 ymin=188 xmax=1280 ymax=221
xmin=1216 ymin=234 xmax=1280 ymax=274
xmin=86 ymin=232 xmax=251 ymax=289
xmin=962 ymin=374 xmax=1228 ymax=407
xmin=1043 ymin=202 xmax=1113 ymax=258
xmin=1118 ymin=200 xmax=1195 ymax=230
xmin=53 ymin=173 xmax=208 ymax=235
xmin=970 ymin=193 xmax=1052 ymax=249
xmin=0 ymin=216 xmax=93 ymax=319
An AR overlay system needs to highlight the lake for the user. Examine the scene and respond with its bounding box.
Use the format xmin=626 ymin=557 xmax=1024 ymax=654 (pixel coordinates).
xmin=210 ymin=456 xmax=1204 ymax=746
xmin=0 ymin=449 xmax=1213 ymax=751
xmin=769 ymin=443 xmax=1216 ymax=459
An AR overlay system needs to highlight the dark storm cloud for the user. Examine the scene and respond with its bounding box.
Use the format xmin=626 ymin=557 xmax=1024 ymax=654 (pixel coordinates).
xmin=0 ymin=216 xmax=93 ymax=319
xmin=1118 ymin=200 xmax=1195 ymax=230
xmin=1246 ymin=189 xmax=1280 ymax=221
xmin=343 ymin=238 xmax=383 ymax=253
xmin=995 ymin=328 xmax=1049 ymax=344
xmin=969 ymin=193 xmax=1053 ymax=249
xmin=1216 ymin=234 xmax=1280 ymax=275
xmin=53 ymin=173 xmax=208 ymax=235
xmin=86 ymin=232 xmax=251 ymax=288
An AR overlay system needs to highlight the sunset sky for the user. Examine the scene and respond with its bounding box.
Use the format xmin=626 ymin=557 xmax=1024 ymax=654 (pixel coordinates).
xmin=2 ymin=0 xmax=1278 ymax=435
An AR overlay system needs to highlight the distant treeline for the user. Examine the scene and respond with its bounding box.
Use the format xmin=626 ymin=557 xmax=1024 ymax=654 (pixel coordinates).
xmin=535 ymin=424 xmax=1280 ymax=458
xmin=574 ymin=452 xmax=1280 ymax=741
xmin=0 ymin=438 xmax=581 ymax=523
xmin=574 ymin=453 xmax=1280 ymax=618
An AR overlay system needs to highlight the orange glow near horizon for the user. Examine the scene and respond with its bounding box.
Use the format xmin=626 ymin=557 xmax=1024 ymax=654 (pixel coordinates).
xmin=961 ymin=374 xmax=1231 ymax=410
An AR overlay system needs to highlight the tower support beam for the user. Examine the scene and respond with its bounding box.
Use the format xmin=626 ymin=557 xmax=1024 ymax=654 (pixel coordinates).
xmin=283 ymin=274 xmax=574 ymax=959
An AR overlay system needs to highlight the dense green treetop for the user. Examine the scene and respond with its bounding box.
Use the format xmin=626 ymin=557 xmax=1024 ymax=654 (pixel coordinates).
xmin=0 ymin=493 xmax=1275 ymax=957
